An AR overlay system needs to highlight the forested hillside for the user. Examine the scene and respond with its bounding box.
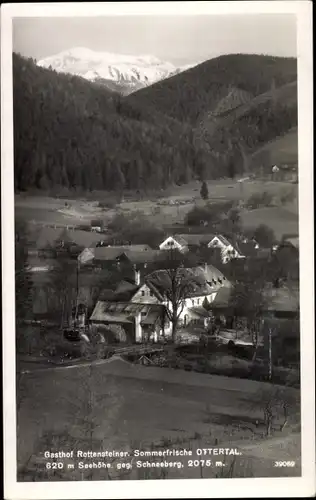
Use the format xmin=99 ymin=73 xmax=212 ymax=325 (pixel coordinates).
xmin=128 ymin=54 xmax=297 ymax=125
xmin=13 ymin=54 xmax=214 ymax=193
xmin=128 ymin=54 xmax=298 ymax=177
xmin=198 ymin=81 xmax=298 ymax=175
xmin=13 ymin=53 xmax=298 ymax=193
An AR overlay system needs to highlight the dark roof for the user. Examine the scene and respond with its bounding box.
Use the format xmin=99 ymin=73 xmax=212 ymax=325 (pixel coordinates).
xmin=146 ymin=265 xmax=231 ymax=300
xmin=35 ymin=227 xmax=107 ymax=250
xmin=64 ymin=229 xmax=107 ymax=248
xmin=210 ymin=286 xmax=233 ymax=309
xmin=187 ymin=306 xmax=211 ymax=319
xmin=93 ymin=245 xmax=152 ymax=262
xmin=93 ymin=247 xmax=128 ymax=261
xmin=90 ymin=301 xmax=164 ymax=324
xmin=121 ymin=249 xmax=165 ymax=264
xmin=177 ymin=233 xmax=216 ymax=245
xmin=98 ymin=281 xmax=141 ymax=302
xmin=280 ymin=237 xmax=299 ymax=249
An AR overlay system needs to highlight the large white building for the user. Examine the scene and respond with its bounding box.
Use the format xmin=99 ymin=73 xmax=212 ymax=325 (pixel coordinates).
xmin=90 ymin=264 xmax=232 ymax=343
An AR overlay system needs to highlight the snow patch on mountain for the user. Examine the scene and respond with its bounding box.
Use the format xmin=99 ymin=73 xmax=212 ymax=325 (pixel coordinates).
xmin=37 ymin=47 xmax=199 ymax=93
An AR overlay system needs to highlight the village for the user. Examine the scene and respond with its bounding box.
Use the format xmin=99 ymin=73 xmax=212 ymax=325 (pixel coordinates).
xmin=18 ymin=193 xmax=300 ymax=384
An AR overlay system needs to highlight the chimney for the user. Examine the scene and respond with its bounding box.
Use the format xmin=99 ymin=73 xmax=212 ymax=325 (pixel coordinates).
xmin=134 ymin=265 xmax=141 ymax=286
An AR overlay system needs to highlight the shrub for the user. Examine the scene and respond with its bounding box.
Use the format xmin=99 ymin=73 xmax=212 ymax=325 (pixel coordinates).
xmin=185 ymin=200 xmax=235 ymax=226
xmin=246 ymin=191 xmax=273 ymax=209
xmin=98 ymin=199 xmax=117 ymax=209
xmin=253 ymin=224 xmax=276 ymax=246
xmin=279 ymin=188 xmax=297 ymax=204
xmin=200 ymin=181 xmax=209 ymax=200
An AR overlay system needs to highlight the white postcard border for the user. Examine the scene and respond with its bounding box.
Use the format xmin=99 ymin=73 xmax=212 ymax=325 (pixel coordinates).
xmin=2 ymin=2 xmax=315 ymax=498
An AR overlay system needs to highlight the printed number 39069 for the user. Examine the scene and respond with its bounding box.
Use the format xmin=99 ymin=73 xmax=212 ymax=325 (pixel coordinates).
xmin=274 ymin=461 xmax=296 ymax=467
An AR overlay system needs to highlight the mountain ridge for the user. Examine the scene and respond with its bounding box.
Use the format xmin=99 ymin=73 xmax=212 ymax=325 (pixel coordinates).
xmin=128 ymin=53 xmax=297 ymax=123
xmin=37 ymin=47 xmax=199 ymax=95
xmin=13 ymin=52 xmax=298 ymax=193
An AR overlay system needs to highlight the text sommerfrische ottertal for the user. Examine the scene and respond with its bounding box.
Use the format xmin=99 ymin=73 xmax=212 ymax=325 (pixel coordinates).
xmin=134 ymin=448 xmax=241 ymax=457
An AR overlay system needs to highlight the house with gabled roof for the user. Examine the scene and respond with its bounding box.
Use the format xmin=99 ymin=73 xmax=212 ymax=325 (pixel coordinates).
xmin=90 ymin=301 xmax=168 ymax=343
xmin=207 ymin=234 xmax=245 ymax=263
xmin=145 ymin=264 xmax=232 ymax=329
xmin=159 ymin=235 xmax=189 ymax=253
xmin=89 ymin=261 xmax=231 ymax=343
xmin=78 ymin=244 xmax=154 ymax=267
xmin=159 ymin=233 xmax=245 ymax=263
xmin=159 ymin=233 xmax=219 ymax=252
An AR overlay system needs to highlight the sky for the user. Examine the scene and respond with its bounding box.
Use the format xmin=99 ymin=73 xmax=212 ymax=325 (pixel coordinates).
xmin=13 ymin=14 xmax=296 ymax=65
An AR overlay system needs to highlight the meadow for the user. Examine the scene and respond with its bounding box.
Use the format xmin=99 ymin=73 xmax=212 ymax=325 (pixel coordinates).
xmin=15 ymin=179 xmax=298 ymax=239
xmin=17 ymin=358 xmax=301 ymax=481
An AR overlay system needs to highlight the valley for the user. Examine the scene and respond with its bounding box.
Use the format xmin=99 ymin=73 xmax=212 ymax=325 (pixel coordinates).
xmin=13 ymin=47 xmax=301 ymax=484
xmin=16 ymin=178 xmax=298 ymax=240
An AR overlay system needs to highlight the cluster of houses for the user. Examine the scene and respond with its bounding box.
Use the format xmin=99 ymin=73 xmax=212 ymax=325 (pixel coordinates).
xmin=26 ymin=224 xmax=299 ymax=345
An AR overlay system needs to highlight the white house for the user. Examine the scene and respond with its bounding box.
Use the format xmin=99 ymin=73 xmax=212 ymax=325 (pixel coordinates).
xmin=145 ymin=264 xmax=232 ymax=336
xmin=159 ymin=235 xmax=189 ymax=253
xmin=207 ymin=235 xmax=245 ymax=264
xmin=159 ymin=234 xmax=245 ymax=264
xmin=89 ymin=263 xmax=232 ymax=343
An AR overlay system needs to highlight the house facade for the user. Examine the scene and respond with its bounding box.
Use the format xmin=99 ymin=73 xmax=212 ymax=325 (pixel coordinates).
xmin=90 ymin=301 xmax=168 ymax=343
xmin=159 ymin=234 xmax=244 ymax=264
xmin=159 ymin=235 xmax=188 ymax=253
xmin=88 ymin=263 xmax=231 ymax=343
xmin=207 ymin=235 xmax=245 ymax=264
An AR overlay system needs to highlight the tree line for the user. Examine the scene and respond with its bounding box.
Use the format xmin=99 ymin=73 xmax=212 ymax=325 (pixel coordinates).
xmin=13 ymin=53 xmax=215 ymax=193
xmin=13 ymin=52 xmax=297 ymax=194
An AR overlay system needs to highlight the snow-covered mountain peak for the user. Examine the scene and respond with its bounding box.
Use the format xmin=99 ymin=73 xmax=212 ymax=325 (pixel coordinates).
xmin=37 ymin=47 xmax=199 ymax=94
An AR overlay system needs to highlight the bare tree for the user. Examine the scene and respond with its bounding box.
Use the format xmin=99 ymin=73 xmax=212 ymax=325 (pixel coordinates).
xmin=251 ymin=385 xmax=300 ymax=437
xmin=147 ymin=249 xmax=200 ymax=342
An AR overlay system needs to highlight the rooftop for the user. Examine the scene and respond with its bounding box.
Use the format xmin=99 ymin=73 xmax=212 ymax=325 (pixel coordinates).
xmin=36 ymin=227 xmax=107 ymax=250
xmin=146 ymin=264 xmax=230 ymax=300
xmin=90 ymin=301 xmax=164 ymax=324
xmin=177 ymin=233 xmax=216 ymax=246
xmin=93 ymin=245 xmax=153 ymax=262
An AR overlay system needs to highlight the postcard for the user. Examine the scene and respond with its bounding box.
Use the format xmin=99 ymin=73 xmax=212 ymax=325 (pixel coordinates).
xmin=2 ymin=1 xmax=315 ymax=498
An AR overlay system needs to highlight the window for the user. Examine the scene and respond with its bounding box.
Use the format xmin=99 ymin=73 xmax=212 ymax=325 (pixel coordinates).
xmin=197 ymin=299 xmax=200 ymax=305
xmin=192 ymin=300 xmax=195 ymax=306
xmin=141 ymin=312 xmax=147 ymax=317
xmin=141 ymin=290 xmax=145 ymax=296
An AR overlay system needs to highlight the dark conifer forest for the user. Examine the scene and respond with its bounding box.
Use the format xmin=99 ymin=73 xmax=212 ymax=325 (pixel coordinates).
xmin=13 ymin=53 xmax=297 ymax=193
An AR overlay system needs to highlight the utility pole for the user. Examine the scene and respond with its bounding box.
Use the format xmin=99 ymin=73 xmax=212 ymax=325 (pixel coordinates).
xmin=268 ymin=327 xmax=273 ymax=381
xmin=74 ymin=258 xmax=80 ymax=328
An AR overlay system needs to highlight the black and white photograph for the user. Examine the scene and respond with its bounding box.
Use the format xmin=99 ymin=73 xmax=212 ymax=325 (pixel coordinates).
xmin=2 ymin=1 xmax=315 ymax=498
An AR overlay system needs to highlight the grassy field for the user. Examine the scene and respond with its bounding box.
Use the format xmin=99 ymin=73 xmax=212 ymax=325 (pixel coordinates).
xmin=17 ymin=358 xmax=300 ymax=481
xmin=15 ymin=179 xmax=298 ymax=238
xmin=251 ymin=128 xmax=298 ymax=168
xmin=241 ymin=207 xmax=298 ymax=240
